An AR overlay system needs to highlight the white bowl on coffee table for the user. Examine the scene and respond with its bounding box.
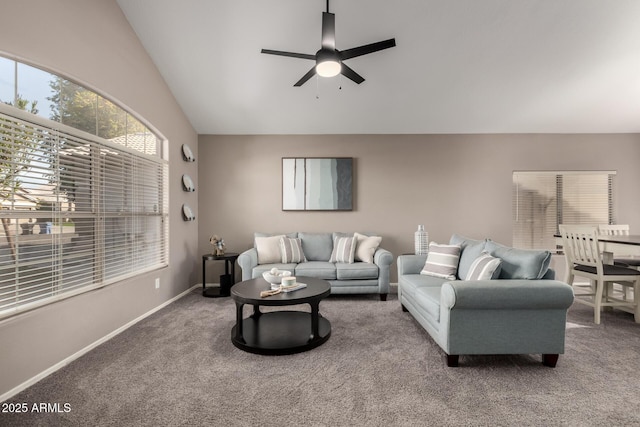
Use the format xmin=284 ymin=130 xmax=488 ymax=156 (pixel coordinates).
xmin=262 ymin=270 xmax=292 ymax=289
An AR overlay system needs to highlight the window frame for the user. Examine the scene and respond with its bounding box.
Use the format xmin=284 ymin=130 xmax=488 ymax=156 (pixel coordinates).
xmin=0 ymin=79 xmax=168 ymax=319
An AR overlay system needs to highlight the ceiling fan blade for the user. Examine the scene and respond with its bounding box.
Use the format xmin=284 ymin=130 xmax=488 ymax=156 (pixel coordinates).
xmin=321 ymin=12 xmax=336 ymax=50
xmin=294 ymin=67 xmax=317 ymax=87
xmin=340 ymin=63 xmax=365 ymax=84
xmin=261 ymin=49 xmax=316 ymax=61
xmin=339 ymin=38 xmax=396 ymax=60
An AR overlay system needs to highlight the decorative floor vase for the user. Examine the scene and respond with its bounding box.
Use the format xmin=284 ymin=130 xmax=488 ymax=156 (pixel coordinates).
xmin=415 ymin=225 xmax=429 ymax=255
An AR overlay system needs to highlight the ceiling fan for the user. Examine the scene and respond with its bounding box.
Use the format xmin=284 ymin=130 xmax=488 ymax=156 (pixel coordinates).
xmin=261 ymin=0 xmax=396 ymax=87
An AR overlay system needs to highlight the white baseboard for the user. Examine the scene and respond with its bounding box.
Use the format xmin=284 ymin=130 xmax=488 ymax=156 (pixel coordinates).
xmin=0 ymin=285 xmax=199 ymax=403
xmin=390 ymin=282 xmax=398 ymax=293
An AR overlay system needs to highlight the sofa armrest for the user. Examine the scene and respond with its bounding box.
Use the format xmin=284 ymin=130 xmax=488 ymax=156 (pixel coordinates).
xmin=374 ymin=248 xmax=393 ymax=267
xmin=397 ymin=254 xmax=427 ymax=276
xmin=238 ymin=248 xmax=258 ymax=281
xmin=373 ymin=248 xmax=393 ymax=294
xmin=441 ymin=280 xmax=574 ymax=310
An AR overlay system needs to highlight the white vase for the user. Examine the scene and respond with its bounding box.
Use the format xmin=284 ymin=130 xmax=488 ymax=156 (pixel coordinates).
xmin=414 ymin=225 xmax=429 ymax=255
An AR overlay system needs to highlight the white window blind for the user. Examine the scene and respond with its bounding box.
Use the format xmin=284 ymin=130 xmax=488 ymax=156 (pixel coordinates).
xmin=0 ymin=104 xmax=168 ymax=318
xmin=513 ymin=171 xmax=615 ymax=250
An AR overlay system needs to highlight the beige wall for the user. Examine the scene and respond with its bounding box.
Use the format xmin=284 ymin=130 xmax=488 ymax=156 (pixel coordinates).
xmin=198 ymin=134 xmax=640 ymax=282
xmin=2 ymin=0 xmax=640 ymax=402
xmin=0 ymin=0 xmax=198 ymax=397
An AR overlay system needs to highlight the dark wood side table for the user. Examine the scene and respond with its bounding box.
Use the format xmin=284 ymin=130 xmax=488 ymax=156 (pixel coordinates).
xmin=202 ymin=252 xmax=239 ymax=298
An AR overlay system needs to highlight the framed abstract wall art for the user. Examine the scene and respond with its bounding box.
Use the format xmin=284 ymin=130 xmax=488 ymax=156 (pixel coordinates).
xmin=282 ymin=157 xmax=353 ymax=211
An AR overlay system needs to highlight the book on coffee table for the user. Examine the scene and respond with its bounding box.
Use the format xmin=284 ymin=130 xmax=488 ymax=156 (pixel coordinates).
xmin=281 ymin=283 xmax=307 ymax=293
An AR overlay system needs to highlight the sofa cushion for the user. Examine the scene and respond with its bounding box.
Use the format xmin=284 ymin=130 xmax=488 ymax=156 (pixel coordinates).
xmin=399 ymin=274 xmax=446 ymax=300
xmin=329 ymin=235 xmax=356 ymax=263
xmin=485 ymin=241 xmax=551 ymax=279
xmin=295 ymin=261 xmax=337 ymax=280
xmin=420 ymin=242 xmax=461 ymax=280
xmin=252 ymin=263 xmax=298 ymax=278
xmin=299 ymin=233 xmax=333 ymax=261
xmin=336 ymin=262 xmax=379 ymax=280
xmin=465 ymin=251 xmax=502 ymax=280
xmin=449 ymin=234 xmax=487 ymax=280
xmin=413 ymin=286 xmax=442 ymax=322
xmin=255 ymin=235 xmax=285 ymax=264
xmin=280 ymin=237 xmax=306 ymax=263
xmin=401 ymin=273 xmax=448 ymax=288
xmin=354 ymin=232 xmax=382 ymax=263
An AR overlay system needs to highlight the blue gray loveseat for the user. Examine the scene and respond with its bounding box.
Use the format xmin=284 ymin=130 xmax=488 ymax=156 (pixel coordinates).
xmin=398 ymin=234 xmax=574 ymax=367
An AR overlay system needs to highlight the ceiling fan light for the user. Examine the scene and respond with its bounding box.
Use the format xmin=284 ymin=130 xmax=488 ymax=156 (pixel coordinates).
xmin=316 ymin=60 xmax=341 ymax=77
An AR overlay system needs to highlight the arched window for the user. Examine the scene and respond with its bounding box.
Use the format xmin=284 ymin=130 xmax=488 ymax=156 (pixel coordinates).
xmin=0 ymin=55 xmax=168 ymax=318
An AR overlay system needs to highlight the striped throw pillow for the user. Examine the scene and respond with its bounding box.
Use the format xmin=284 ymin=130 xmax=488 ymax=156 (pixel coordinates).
xmin=420 ymin=243 xmax=461 ymax=280
xmin=279 ymin=237 xmax=306 ymax=263
xmin=329 ymin=236 xmax=357 ymax=263
xmin=465 ymin=252 xmax=502 ymax=281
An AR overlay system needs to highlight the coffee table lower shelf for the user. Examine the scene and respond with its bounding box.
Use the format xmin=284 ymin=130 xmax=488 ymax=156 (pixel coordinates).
xmin=231 ymin=311 xmax=331 ymax=355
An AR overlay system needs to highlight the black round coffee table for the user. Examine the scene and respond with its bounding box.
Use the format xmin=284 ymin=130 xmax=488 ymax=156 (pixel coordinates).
xmin=230 ymin=276 xmax=331 ymax=355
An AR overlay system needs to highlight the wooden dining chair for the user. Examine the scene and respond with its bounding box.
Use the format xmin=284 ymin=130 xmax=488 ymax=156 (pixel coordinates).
xmin=598 ymin=224 xmax=639 ymax=300
xmin=559 ymin=225 xmax=640 ymax=324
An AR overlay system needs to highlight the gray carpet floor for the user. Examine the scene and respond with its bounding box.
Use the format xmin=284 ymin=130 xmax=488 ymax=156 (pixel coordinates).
xmin=2 ymin=289 xmax=640 ymax=427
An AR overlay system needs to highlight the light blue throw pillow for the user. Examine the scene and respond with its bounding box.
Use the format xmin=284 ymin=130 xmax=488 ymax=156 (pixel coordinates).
xmin=484 ymin=240 xmax=551 ymax=279
xmin=299 ymin=232 xmax=333 ymax=261
xmin=449 ymin=234 xmax=487 ymax=280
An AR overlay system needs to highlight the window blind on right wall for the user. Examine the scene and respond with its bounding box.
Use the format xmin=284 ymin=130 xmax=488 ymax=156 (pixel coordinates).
xmin=512 ymin=171 xmax=616 ymax=251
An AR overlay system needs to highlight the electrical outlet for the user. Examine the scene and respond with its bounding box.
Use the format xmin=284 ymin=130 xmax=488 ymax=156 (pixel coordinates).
xmin=155 ymin=278 xmax=160 ymax=289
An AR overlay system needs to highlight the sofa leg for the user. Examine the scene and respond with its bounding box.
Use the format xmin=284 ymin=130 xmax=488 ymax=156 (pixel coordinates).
xmin=401 ymin=304 xmax=408 ymax=312
xmin=542 ymin=354 xmax=559 ymax=368
xmin=446 ymin=355 xmax=459 ymax=367
xmin=380 ymin=294 xmax=387 ymax=301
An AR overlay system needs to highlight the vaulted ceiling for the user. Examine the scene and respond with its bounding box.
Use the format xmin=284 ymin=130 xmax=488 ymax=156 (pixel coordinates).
xmin=117 ymin=0 xmax=640 ymax=135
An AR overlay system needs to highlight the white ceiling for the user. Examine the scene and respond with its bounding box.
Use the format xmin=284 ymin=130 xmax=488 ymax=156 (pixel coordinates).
xmin=117 ymin=0 xmax=640 ymax=135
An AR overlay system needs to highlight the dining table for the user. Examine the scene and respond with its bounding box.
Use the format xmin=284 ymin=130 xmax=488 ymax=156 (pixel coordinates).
xmin=555 ymin=234 xmax=640 ymax=257
xmin=596 ymin=235 xmax=640 ymax=257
